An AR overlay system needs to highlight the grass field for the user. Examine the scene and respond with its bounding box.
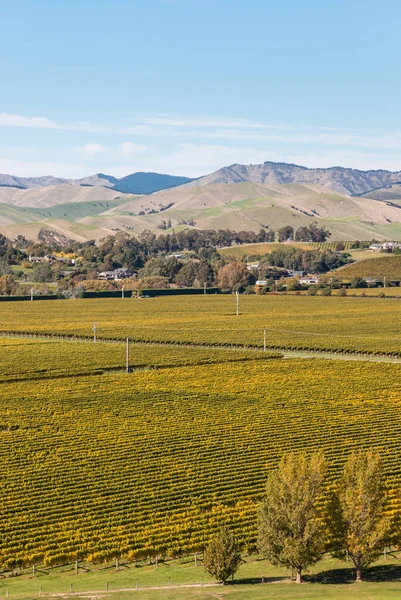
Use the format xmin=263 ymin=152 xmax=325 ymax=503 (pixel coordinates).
xmin=2 ymin=295 xmax=401 ymax=355
xmin=3 ymin=553 xmax=401 ymax=599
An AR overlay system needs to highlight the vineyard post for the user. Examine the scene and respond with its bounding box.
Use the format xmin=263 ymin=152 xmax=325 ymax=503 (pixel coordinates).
xmin=33 ymin=564 xmax=36 ymax=576
xmin=194 ymin=552 xmax=197 ymax=567
xmin=75 ymin=560 xmax=78 ymax=575
xmin=264 ymin=328 xmax=266 ymax=352
xmin=122 ymin=285 xmax=125 ymax=299
xmin=384 ymin=276 xmax=386 ymax=288
xmin=236 ymin=291 xmax=239 ymax=316
xmin=155 ymin=555 xmax=158 ymax=569
xmin=30 ymin=287 xmax=33 ymax=302
xmin=115 ymin=557 xmax=119 ymax=571
xmin=136 ymin=579 xmax=138 ymax=590
xmin=204 ymin=282 xmax=206 ymax=295
xmin=40 ymin=585 xmax=42 ymax=596
xmin=70 ymin=584 xmax=73 ymax=594
xmin=106 ymin=582 xmax=109 ymax=592
xmin=126 ymin=338 xmax=129 ymax=373
xmin=6 ymin=587 xmax=8 ymax=598
xmin=93 ymin=323 xmax=97 ymax=344
xmin=168 ymin=577 xmax=170 ymax=587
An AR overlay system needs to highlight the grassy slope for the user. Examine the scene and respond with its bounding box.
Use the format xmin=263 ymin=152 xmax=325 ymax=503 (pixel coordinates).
xmin=4 ymin=554 xmax=401 ymax=599
xmin=2 ymin=181 xmax=401 ymax=240
xmin=0 ymin=220 xmax=117 ymax=242
xmin=0 ymin=184 xmax=131 ymax=209
xmin=27 ymin=198 xmax=131 ymax=221
xmin=0 ymin=203 xmax=42 ymax=225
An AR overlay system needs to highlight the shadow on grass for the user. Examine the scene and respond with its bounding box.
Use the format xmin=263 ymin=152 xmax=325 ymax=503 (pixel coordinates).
xmin=306 ymin=564 xmax=401 ymax=584
xmin=227 ymin=576 xmax=288 ymax=585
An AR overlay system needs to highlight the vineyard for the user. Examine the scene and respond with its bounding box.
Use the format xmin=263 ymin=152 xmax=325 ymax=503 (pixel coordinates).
xmin=2 ymin=342 xmax=401 ymax=568
xmin=0 ymin=337 xmax=280 ymax=382
xmin=2 ymin=295 xmax=401 ymax=355
xmin=338 ymin=254 xmax=401 ymax=279
xmin=219 ymin=242 xmax=312 ymax=258
xmin=2 ymin=295 xmax=401 ymax=573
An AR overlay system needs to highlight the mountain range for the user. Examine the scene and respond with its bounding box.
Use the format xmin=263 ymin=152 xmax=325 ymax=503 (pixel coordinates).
xmin=2 ymin=161 xmax=401 ymax=197
xmin=1 ymin=160 xmax=401 ymax=242
xmin=0 ymin=171 xmax=194 ymax=195
xmin=192 ymin=162 xmax=401 ymax=196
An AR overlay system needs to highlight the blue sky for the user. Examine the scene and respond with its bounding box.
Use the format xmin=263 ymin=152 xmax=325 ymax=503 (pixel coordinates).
xmin=1 ymin=0 xmax=401 ymax=178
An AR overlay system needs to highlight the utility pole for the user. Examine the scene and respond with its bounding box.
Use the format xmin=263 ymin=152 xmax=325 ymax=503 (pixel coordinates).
xmin=126 ymin=337 xmax=129 ymax=373
xmin=263 ymin=328 xmax=266 ymax=352
xmin=236 ymin=291 xmax=239 ymax=316
xmin=93 ymin=322 xmax=97 ymax=344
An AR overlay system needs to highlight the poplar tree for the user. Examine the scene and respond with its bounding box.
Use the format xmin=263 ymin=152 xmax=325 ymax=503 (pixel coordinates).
xmin=257 ymin=452 xmax=326 ymax=583
xmin=327 ymin=450 xmax=391 ymax=582
xmin=203 ymin=527 xmax=241 ymax=583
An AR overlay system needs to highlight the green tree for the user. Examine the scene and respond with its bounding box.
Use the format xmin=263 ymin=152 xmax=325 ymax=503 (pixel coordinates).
xmin=31 ymin=263 xmax=53 ymax=283
xmin=203 ymin=527 xmax=241 ymax=583
xmin=327 ymin=451 xmax=391 ymax=582
xmin=350 ymin=276 xmax=367 ymax=289
xmin=277 ymin=226 xmax=294 ymax=242
xmin=175 ymin=261 xmax=198 ymax=287
xmin=258 ymin=452 xmax=326 ymax=583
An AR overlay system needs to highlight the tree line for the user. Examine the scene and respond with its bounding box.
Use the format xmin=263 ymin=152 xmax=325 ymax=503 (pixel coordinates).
xmin=204 ymin=450 xmax=394 ymax=584
xmin=0 ymin=228 xmax=348 ymax=296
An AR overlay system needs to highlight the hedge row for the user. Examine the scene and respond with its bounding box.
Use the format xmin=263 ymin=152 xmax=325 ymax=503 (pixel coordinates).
xmin=0 ymin=288 xmax=222 ymax=301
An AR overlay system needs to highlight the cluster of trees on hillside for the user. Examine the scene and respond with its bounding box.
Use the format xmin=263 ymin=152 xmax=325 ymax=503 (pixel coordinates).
xmin=204 ymin=451 xmax=393 ymax=584
xmin=259 ymin=247 xmax=349 ymax=275
xmin=0 ymin=229 xmax=350 ymax=296
xmin=277 ymin=223 xmax=330 ymax=243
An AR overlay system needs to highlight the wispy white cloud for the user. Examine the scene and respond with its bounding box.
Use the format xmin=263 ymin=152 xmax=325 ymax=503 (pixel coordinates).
xmin=0 ymin=113 xmax=113 ymax=134
xmin=3 ymin=112 xmax=401 ymax=152
xmin=0 ymin=114 xmax=63 ymax=129
xmin=1 ymin=112 xmax=401 ymax=178
xmin=119 ymin=142 xmax=148 ymax=156
xmin=2 ymin=143 xmax=401 ymax=179
xmin=76 ymin=143 xmax=110 ymax=156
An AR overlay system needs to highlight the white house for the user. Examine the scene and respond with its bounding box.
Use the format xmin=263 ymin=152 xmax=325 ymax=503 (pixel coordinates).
xmin=300 ymin=276 xmax=319 ymax=285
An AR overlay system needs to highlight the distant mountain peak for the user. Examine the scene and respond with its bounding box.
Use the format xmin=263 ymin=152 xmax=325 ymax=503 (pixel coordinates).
xmin=0 ymin=171 xmax=195 ymax=195
xmin=190 ymin=161 xmax=401 ymax=196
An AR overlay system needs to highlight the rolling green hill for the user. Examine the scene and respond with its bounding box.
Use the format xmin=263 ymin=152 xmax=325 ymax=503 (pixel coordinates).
xmin=27 ymin=197 xmax=134 ymax=221
xmin=1 ymin=181 xmax=401 ymax=242
xmin=0 ymin=203 xmax=42 ymax=225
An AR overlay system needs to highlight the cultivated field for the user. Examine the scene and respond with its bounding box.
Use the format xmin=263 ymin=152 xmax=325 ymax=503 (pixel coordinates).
xmin=3 ymin=294 xmax=401 ymax=598
xmin=2 ymin=339 xmax=401 ymax=568
xmin=338 ymin=254 xmax=401 ymax=279
xmin=2 ymin=295 xmax=401 ymax=355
